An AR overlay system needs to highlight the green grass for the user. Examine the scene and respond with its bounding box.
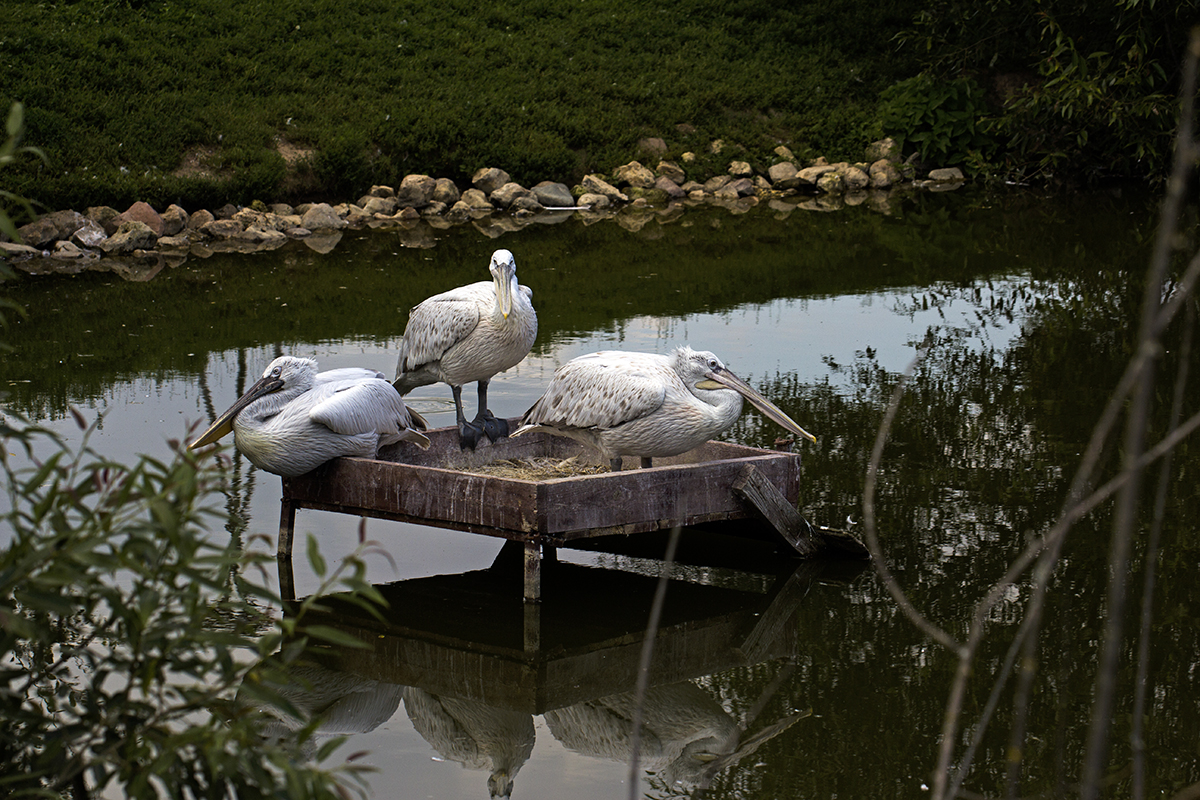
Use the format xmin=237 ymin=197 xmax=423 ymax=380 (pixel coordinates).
xmin=1 ymin=0 xmax=922 ymax=212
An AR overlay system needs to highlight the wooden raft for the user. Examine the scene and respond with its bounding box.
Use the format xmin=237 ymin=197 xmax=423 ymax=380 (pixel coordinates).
xmin=279 ymin=419 xmax=865 ymax=602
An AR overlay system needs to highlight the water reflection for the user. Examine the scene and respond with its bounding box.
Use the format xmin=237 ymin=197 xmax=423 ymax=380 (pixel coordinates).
xmin=274 ymin=531 xmax=853 ymax=798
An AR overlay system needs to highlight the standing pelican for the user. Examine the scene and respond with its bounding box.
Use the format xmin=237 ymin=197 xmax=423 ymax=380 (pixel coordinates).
xmin=513 ymin=346 xmax=816 ymax=471
xmin=189 ymin=356 xmax=430 ymax=477
xmin=402 ymin=687 xmax=536 ymax=799
xmin=394 ymin=248 xmax=537 ymax=450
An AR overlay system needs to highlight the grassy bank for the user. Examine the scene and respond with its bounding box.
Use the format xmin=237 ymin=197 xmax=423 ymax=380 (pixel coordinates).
xmin=2 ymin=0 xmax=922 ymax=213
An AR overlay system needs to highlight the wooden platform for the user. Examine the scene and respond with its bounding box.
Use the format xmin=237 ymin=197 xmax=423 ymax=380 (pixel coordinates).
xmin=279 ymin=420 xmax=866 ymax=602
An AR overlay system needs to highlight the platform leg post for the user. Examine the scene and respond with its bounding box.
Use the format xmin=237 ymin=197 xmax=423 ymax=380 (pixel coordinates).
xmin=523 ymin=541 xmax=542 ymax=604
xmin=523 ymin=602 xmax=541 ymax=653
xmin=278 ymin=498 xmax=296 ymax=558
xmin=277 ymin=554 xmax=296 ymax=603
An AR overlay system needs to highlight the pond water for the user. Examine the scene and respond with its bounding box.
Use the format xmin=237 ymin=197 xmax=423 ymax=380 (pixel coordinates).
xmin=3 ymin=187 xmax=1198 ymax=799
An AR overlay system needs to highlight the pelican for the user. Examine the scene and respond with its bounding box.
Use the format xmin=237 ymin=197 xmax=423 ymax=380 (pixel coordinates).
xmin=189 ymin=355 xmax=430 ymax=477
xmin=394 ymin=248 xmax=537 ymax=450
xmin=402 ymin=687 xmax=535 ymax=799
xmin=513 ymin=346 xmax=816 ymax=471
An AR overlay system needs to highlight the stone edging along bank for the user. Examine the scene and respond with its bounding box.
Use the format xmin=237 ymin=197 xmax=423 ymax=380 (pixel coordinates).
xmin=2 ymin=138 xmax=965 ymax=278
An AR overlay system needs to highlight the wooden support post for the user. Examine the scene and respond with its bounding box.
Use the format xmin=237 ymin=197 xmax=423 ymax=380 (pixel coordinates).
xmin=278 ymin=498 xmax=297 ymax=558
xmin=733 ymin=465 xmax=822 ymax=556
xmin=523 ymin=541 xmax=542 ymax=604
xmin=277 ymin=554 xmax=296 ymax=603
xmin=523 ymin=602 xmax=541 ymax=654
xmin=732 ymin=465 xmax=870 ymax=560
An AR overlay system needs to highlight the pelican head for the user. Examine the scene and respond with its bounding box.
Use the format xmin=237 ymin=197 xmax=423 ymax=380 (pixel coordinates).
xmin=489 ymin=248 xmax=517 ymax=319
xmin=487 ymin=770 xmax=514 ymax=799
xmin=188 ymin=357 xmax=313 ymax=449
xmin=681 ymin=347 xmax=817 ymax=444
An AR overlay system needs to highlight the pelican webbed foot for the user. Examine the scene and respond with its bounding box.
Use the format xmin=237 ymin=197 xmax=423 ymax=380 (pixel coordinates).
xmin=457 ymin=419 xmax=487 ymax=450
xmin=476 ymin=410 xmax=509 ymax=443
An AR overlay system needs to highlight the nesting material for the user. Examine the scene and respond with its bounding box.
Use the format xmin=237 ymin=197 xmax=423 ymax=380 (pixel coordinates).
xmin=464 ymin=456 xmax=607 ymax=481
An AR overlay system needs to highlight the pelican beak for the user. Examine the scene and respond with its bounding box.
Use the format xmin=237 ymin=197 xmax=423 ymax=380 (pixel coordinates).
xmin=188 ymin=374 xmax=284 ymax=449
xmin=697 ymin=368 xmax=817 ymax=443
xmin=491 ymin=251 xmax=516 ymax=319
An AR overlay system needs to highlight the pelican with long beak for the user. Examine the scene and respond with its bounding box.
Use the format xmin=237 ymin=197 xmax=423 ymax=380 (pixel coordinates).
xmin=394 ymin=248 xmax=537 ymax=450
xmin=189 ymin=356 xmax=429 ymax=477
xmin=513 ymin=346 xmax=815 ymax=471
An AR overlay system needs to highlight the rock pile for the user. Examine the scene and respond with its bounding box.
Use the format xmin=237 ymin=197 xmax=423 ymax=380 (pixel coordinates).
xmin=2 ymin=137 xmax=966 ymax=271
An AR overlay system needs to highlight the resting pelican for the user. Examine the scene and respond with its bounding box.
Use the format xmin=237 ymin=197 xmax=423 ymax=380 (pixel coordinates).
xmin=189 ymin=356 xmax=430 ymax=477
xmin=394 ymin=248 xmax=537 ymax=450
xmin=513 ymin=346 xmax=816 ymax=471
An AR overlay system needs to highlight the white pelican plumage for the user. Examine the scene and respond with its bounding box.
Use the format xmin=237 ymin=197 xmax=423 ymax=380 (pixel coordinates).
xmin=394 ymin=248 xmax=537 ymax=450
xmin=189 ymin=355 xmax=430 ymax=477
xmin=402 ymin=687 xmax=536 ymax=799
xmin=513 ymin=346 xmax=816 ymax=471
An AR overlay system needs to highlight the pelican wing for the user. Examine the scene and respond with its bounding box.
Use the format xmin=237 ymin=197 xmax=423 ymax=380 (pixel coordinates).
xmin=524 ymin=351 xmax=669 ymax=430
xmin=315 ymin=367 xmax=386 ymax=384
xmin=396 ymin=282 xmax=492 ymax=371
xmin=308 ymin=380 xmax=411 ymax=437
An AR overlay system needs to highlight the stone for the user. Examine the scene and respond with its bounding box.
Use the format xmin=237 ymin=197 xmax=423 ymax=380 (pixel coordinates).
xmin=654 ymin=176 xmax=686 ymax=199
xmin=99 ymin=221 xmax=158 ymax=254
xmin=214 ymin=203 xmax=240 ymax=220
xmin=767 ymin=162 xmax=799 ymax=186
xmin=419 ymin=200 xmax=448 ymax=217
xmin=816 ymin=172 xmax=844 ymax=194
xmin=396 ymin=174 xmax=436 ymax=208
xmin=489 ymin=182 xmax=532 ymax=208
xmin=187 ymin=209 xmax=216 ymax=230
xmin=703 ymin=175 xmax=732 ymax=193
xmin=865 ymin=137 xmax=901 ymax=163
xmin=361 ymin=196 xmax=397 ymax=215
xmin=512 ymin=195 xmax=545 ymax=213
xmin=200 ymin=219 xmax=245 ymax=239
xmin=929 ymin=167 xmax=965 ymax=182
xmin=432 ymin=178 xmax=460 ymax=205
xmin=270 ymin=203 xmax=295 ymax=216
xmin=161 ymin=204 xmax=189 ymax=236
xmin=728 ymin=161 xmax=754 ymax=178
xmin=300 ymin=203 xmax=346 ymax=231
xmin=656 ymin=160 xmax=686 ymax=184
xmin=460 ymin=188 xmax=494 ymax=210
xmin=531 ymin=181 xmax=575 ymax=207
xmin=113 ymin=201 xmax=164 ymax=236
xmin=446 ymin=200 xmax=473 ymax=221
xmin=797 ymin=165 xmax=836 ymax=185
xmin=71 ymin=219 xmax=108 ymax=248
xmin=636 ymin=137 xmax=668 ymax=158
xmin=840 ymin=166 xmax=870 ymax=192
xmin=368 ymin=184 xmax=395 ymax=198
xmin=869 ymin=159 xmax=901 ymax=188
xmin=472 ymin=167 xmax=511 ymax=195
xmin=613 ymin=161 xmax=656 ymax=189
xmin=86 ymin=206 xmax=122 ymax=235
xmin=581 ymin=174 xmax=627 ymax=203
xmin=0 ymin=241 xmax=41 ymax=260
xmin=51 ymin=240 xmax=90 ymax=259
xmin=577 ymin=192 xmax=610 ymax=210
xmin=774 ymin=145 xmax=796 ymax=161
xmin=15 ymin=218 xmax=60 ymax=248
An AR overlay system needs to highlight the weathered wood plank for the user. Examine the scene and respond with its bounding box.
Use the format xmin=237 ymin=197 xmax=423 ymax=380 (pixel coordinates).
xmin=732 ymin=465 xmax=822 ymax=556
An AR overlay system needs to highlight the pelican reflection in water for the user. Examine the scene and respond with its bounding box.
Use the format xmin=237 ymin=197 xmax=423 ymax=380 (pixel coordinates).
xmin=189 ymin=356 xmax=430 ymax=477
xmin=403 ymin=687 xmax=535 ymax=799
xmin=514 ymin=346 xmax=816 ymax=471
xmin=394 ymin=248 xmax=537 ymax=450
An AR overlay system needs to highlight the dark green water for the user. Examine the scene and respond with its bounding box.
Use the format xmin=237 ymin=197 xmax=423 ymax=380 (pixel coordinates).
xmin=3 ymin=187 xmax=1198 ymax=798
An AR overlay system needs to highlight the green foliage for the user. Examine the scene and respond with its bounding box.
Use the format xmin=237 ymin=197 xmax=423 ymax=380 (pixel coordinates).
xmin=890 ymin=0 xmax=1195 ymax=182
xmin=879 ymin=74 xmax=999 ymax=168
xmin=0 ymin=0 xmax=920 ymax=210
xmin=0 ymin=409 xmax=380 ymax=797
